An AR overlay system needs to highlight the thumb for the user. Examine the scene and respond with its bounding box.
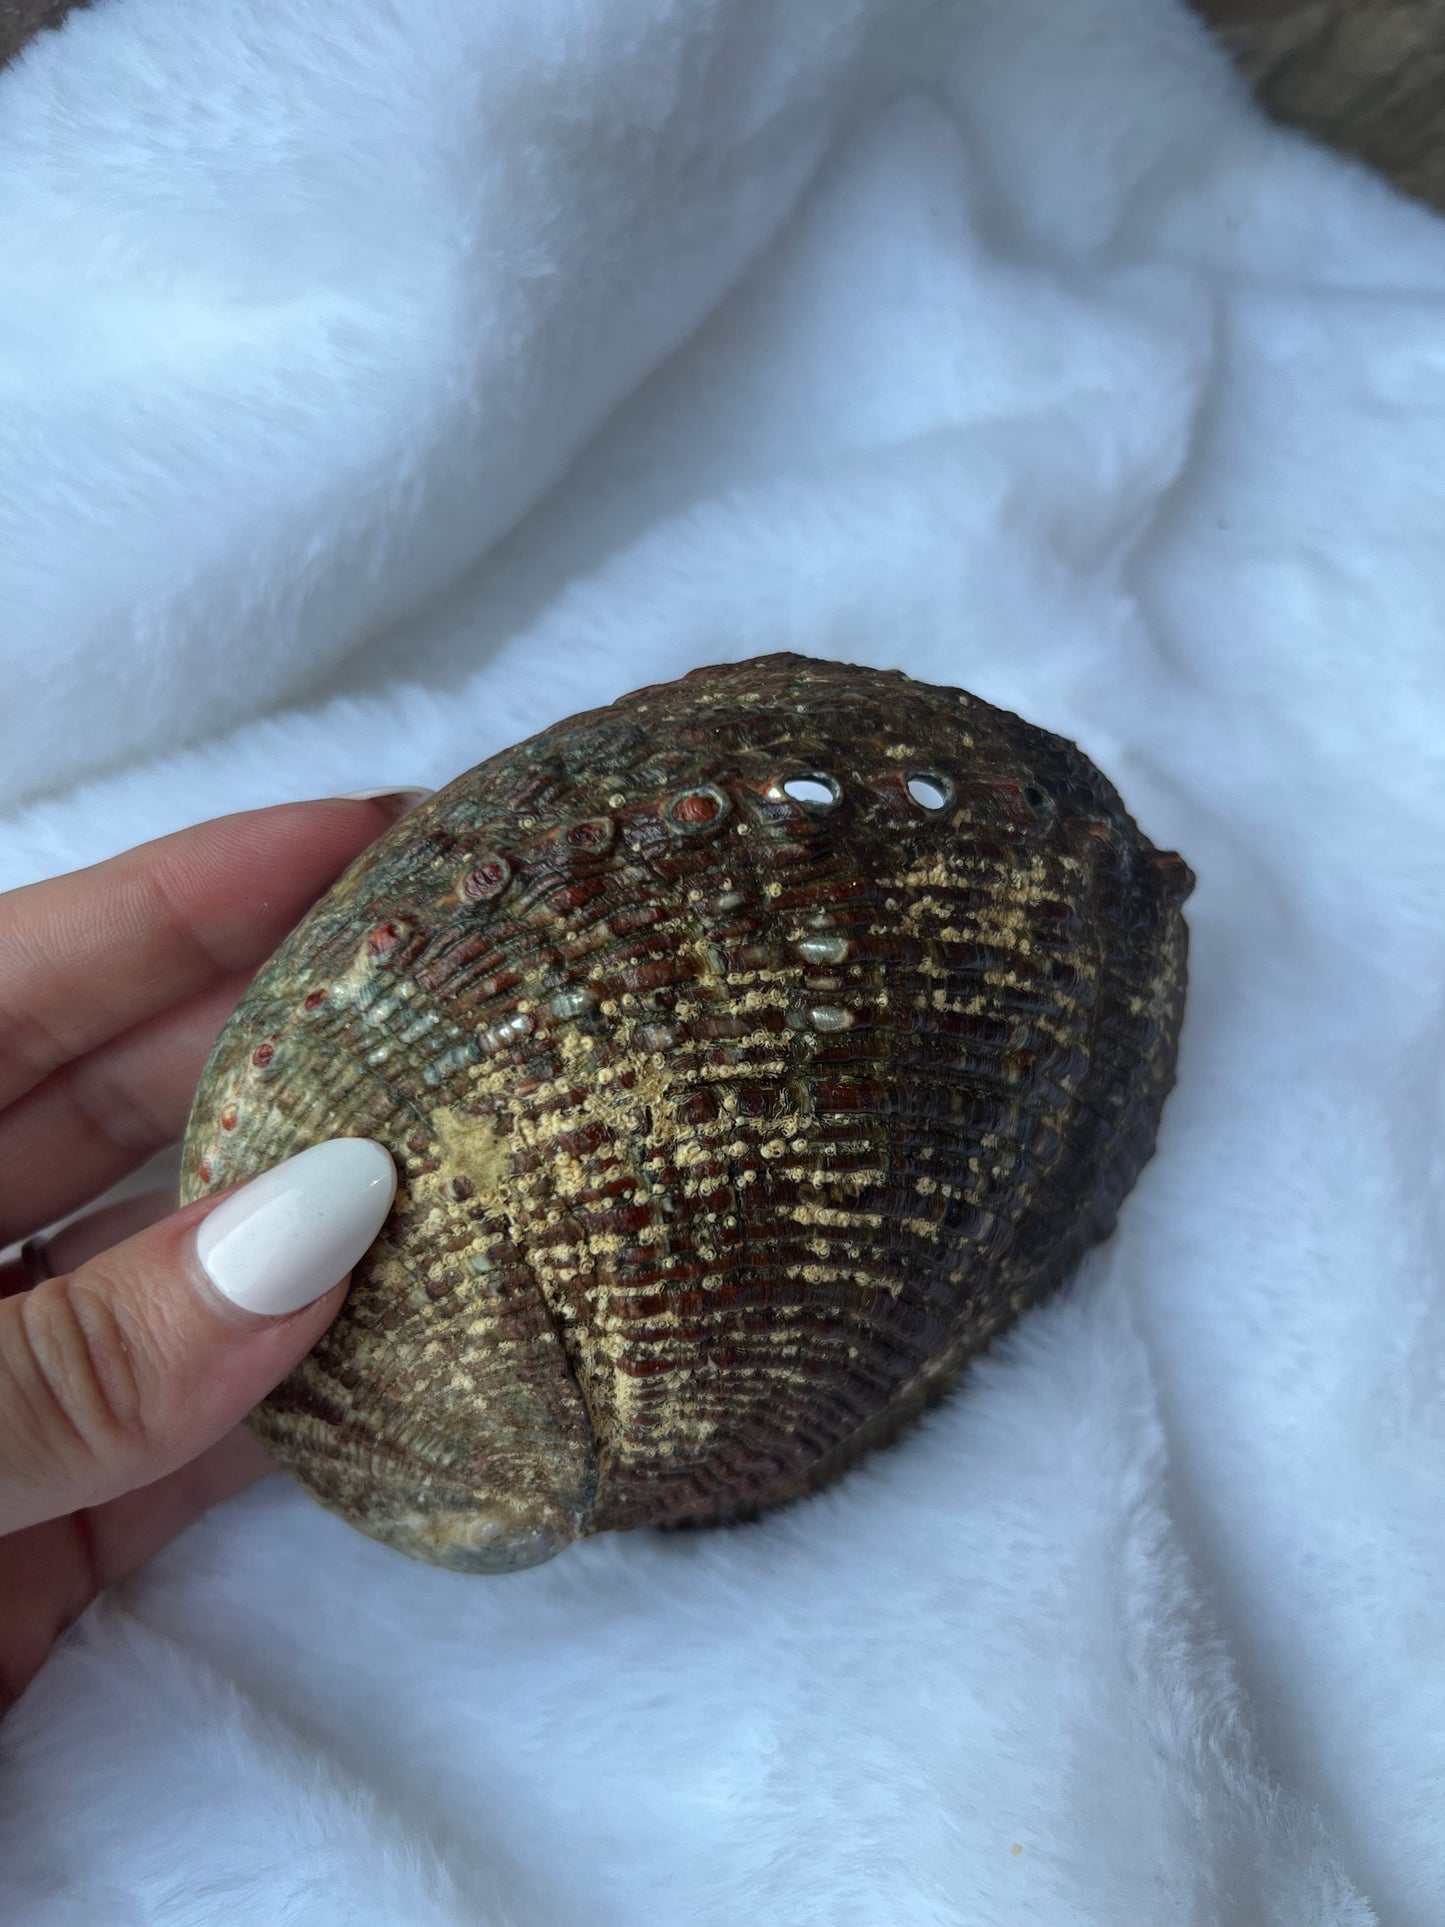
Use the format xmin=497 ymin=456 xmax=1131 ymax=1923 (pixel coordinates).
xmin=0 ymin=1139 xmax=395 ymax=1535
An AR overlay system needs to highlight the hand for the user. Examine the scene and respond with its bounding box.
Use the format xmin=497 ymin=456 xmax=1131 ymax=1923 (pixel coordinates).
xmin=0 ymin=799 xmax=419 ymax=1709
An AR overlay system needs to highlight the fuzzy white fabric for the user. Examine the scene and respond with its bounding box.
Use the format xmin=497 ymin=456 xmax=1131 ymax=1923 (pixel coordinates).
xmin=2 ymin=0 xmax=1443 ymax=1920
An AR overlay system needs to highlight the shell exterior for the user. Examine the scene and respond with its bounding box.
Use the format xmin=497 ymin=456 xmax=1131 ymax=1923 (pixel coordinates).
xmin=181 ymin=655 xmax=1192 ymax=1572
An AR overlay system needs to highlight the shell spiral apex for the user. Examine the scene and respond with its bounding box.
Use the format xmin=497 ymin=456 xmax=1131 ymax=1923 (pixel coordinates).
xmin=181 ymin=654 xmax=1192 ymax=1572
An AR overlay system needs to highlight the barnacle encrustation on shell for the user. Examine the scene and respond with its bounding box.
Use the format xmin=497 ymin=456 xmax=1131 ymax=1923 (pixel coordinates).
xmin=181 ymin=654 xmax=1192 ymax=1572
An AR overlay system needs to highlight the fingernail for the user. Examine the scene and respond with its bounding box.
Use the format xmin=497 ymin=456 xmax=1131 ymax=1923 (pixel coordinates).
xmin=338 ymin=787 xmax=433 ymax=820
xmin=195 ymin=1139 xmax=397 ymax=1316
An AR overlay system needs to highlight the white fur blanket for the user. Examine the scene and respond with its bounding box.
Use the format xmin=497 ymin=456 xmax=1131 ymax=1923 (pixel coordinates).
xmin=3 ymin=1 xmax=1442 ymax=1920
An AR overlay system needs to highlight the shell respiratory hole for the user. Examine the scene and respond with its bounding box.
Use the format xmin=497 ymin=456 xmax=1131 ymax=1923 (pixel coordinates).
xmin=181 ymin=655 xmax=1193 ymax=1572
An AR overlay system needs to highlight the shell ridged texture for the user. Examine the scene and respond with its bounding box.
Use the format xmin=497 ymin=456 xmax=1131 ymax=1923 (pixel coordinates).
xmin=181 ymin=655 xmax=1192 ymax=1572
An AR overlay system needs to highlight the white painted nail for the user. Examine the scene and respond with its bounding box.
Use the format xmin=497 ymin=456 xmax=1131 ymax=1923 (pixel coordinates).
xmin=338 ymin=787 xmax=433 ymax=818
xmin=195 ymin=1139 xmax=397 ymax=1316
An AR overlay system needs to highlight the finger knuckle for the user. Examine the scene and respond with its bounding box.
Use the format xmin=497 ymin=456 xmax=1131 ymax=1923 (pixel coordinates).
xmin=13 ymin=1274 xmax=151 ymax=1478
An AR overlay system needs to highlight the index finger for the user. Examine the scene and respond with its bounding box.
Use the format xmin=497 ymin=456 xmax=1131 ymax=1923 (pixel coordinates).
xmin=0 ymin=800 xmax=406 ymax=1116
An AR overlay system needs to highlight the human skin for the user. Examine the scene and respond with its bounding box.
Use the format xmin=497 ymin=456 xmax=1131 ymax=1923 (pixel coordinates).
xmin=0 ymin=798 xmax=412 ymax=1707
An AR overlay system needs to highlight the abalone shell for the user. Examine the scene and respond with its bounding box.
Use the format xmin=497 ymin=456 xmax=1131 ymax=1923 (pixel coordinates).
xmin=181 ymin=654 xmax=1192 ymax=1572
